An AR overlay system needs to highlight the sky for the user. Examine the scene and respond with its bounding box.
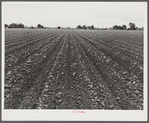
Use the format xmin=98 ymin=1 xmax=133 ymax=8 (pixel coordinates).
xmin=3 ymin=2 xmax=147 ymax=28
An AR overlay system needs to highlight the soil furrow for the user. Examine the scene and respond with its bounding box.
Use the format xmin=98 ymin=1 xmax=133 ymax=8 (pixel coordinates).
xmin=75 ymin=31 xmax=143 ymax=64
xmin=72 ymin=32 xmax=143 ymax=109
xmin=70 ymin=32 xmax=121 ymax=109
xmin=73 ymin=31 xmax=143 ymax=81
xmin=18 ymin=32 xmax=67 ymax=109
xmin=36 ymin=31 xmax=69 ymax=109
xmin=5 ymin=33 xmax=65 ymax=75
xmin=4 ymin=29 xmax=144 ymax=110
xmin=5 ymin=32 xmax=60 ymax=55
xmin=4 ymin=32 xmax=66 ymax=109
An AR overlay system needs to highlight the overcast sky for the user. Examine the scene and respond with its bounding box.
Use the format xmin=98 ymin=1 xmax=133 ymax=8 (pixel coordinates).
xmin=3 ymin=2 xmax=146 ymax=28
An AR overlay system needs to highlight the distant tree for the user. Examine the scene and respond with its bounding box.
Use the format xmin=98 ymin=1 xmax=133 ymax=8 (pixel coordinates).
xmin=135 ymin=27 xmax=143 ymax=30
xmin=37 ymin=24 xmax=42 ymax=28
xmin=83 ymin=25 xmax=87 ymax=29
xmin=142 ymin=27 xmax=144 ymax=30
xmin=19 ymin=23 xmax=24 ymax=28
xmin=8 ymin=23 xmax=25 ymax=28
xmin=19 ymin=23 xmax=22 ymax=28
xmin=122 ymin=25 xmax=127 ymax=30
xmin=5 ymin=24 xmax=8 ymax=28
xmin=88 ymin=26 xmax=91 ymax=29
xmin=91 ymin=25 xmax=94 ymax=30
xmin=135 ymin=27 xmax=138 ymax=30
xmin=119 ymin=26 xmax=123 ymax=30
xmin=113 ymin=25 xmax=126 ymax=30
xmin=37 ymin=24 xmax=44 ymax=28
xmin=129 ymin=22 xmax=136 ymax=30
xmin=8 ymin=23 xmax=19 ymax=28
xmin=113 ymin=25 xmax=118 ymax=30
xmin=57 ymin=26 xmax=61 ymax=29
xmin=77 ymin=25 xmax=82 ymax=29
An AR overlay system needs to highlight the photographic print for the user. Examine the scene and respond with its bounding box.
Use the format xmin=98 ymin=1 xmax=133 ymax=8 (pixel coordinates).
xmin=2 ymin=1 xmax=148 ymax=121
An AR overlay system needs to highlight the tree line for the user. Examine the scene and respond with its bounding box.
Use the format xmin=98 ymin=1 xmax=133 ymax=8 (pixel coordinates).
xmin=5 ymin=22 xmax=143 ymax=30
xmin=76 ymin=23 xmax=143 ymax=30
xmin=112 ymin=22 xmax=143 ymax=30
xmin=5 ymin=23 xmax=25 ymax=28
xmin=77 ymin=25 xmax=95 ymax=30
xmin=5 ymin=23 xmax=45 ymax=29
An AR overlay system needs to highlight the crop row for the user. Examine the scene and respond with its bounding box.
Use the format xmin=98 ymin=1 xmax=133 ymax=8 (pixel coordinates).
xmin=73 ymin=30 xmax=143 ymax=80
xmin=30 ymin=31 xmax=120 ymax=109
xmin=5 ymin=32 xmax=64 ymax=74
xmin=4 ymin=29 xmax=143 ymax=109
xmin=72 ymin=32 xmax=143 ymax=109
xmin=4 ymin=31 xmax=66 ymax=109
xmin=77 ymin=30 xmax=143 ymax=52
xmin=5 ymin=29 xmax=59 ymax=44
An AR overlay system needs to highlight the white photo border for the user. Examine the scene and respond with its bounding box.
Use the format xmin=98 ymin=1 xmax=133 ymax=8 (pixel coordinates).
xmin=1 ymin=1 xmax=148 ymax=121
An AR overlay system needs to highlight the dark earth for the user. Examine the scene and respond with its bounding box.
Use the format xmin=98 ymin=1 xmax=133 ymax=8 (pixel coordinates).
xmin=4 ymin=29 xmax=143 ymax=109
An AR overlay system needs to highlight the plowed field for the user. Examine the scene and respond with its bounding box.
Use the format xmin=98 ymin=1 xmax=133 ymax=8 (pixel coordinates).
xmin=4 ymin=29 xmax=143 ymax=109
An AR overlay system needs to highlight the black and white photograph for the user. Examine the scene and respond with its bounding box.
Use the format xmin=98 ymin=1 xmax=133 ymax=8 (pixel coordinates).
xmin=2 ymin=1 xmax=148 ymax=121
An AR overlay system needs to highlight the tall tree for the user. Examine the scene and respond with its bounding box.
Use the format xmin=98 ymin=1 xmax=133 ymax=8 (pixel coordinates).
xmin=77 ymin=25 xmax=82 ymax=29
xmin=83 ymin=25 xmax=87 ymax=29
xmin=19 ymin=23 xmax=24 ymax=28
xmin=5 ymin=24 xmax=8 ymax=28
xmin=8 ymin=23 xmax=25 ymax=28
xmin=129 ymin=22 xmax=136 ymax=30
xmin=37 ymin=24 xmax=42 ymax=28
xmin=57 ymin=26 xmax=61 ymax=29
xmin=122 ymin=25 xmax=127 ymax=30
xmin=91 ymin=25 xmax=94 ymax=30
xmin=113 ymin=25 xmax=118 ymax=30
xmin=88 ymin=26 xmax=91 ymax=29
